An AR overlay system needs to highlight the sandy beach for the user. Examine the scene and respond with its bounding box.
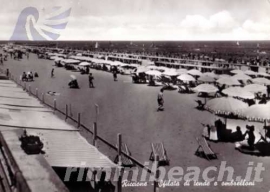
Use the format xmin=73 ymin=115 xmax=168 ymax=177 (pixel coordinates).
xmin=1 ymin=52 xmax=270 ymax=192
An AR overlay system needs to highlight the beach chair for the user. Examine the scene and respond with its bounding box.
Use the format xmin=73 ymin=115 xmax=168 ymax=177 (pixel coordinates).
xmin=195 ymin=100 xmax=205 ymax=110
xmin=114 ymin=143 xmax=135 ymax=168
xmin=149 ymin=142 xmax=170 ymax=166
xmin=195 ymin=137 xmax=217 ymax=160
xmin=178 ymin=85 xmax=187 ymax=93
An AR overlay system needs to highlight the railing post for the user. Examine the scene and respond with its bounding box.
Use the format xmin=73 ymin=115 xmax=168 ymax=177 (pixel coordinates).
xmin=117 ymin=133 xmax=122 ymax=166
xmin=77 ymin=113 xmax=81 ymax=128
xmin=53 ymin=99 xmax=56 ymax=112
xmin=35 ymin=88 xmax=38 ymax=97
xmin=28 ymin=85 xmax=31 ymax=94
xmin=65 ymin=104 xmax=68 ymax=121
xmin=93 ymin=122 xmax=97 ymax=146
xmin=154 ymin=155 xmax=160 ymax=192
xmin=117 ymin=133 xmax=123 ymax=192
xmin=41 ymin=93 xmax=44 ymax=103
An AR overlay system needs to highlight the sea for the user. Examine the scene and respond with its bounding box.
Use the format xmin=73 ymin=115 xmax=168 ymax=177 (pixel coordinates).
xmin=1 ymin=41 xmax=270 ymax=59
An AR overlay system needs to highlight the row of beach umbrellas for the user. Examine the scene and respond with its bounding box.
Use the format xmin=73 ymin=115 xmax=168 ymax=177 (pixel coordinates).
xmin=205 ymin=97 xmax=270 ymax=122
xmin=193 ymin=83 xmax=267 ymax=99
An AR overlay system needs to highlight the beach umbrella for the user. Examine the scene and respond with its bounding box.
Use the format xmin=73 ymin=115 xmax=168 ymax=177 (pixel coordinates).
xmin=198 ymin=75 xmax=215 ymax=83
xmin=50 ymin=56 xmax=59 ymax=60
xmin=216 ymin=77 xmax=241 ymax=86
xmin=187 ymin=69 xmax=202 ymax=76
xmin=240 ymin=103 xmax=270 ymax=122
xmin=177 ymin=74 xmax=196 ymax=82
xmin=222 ymin=87 xmax=255 ymax=99
xmin=252 ymin=78 xmax=270 ymax=85
xmin=176 ymin=69 xmax=188 ymax=75
xmin=79 ymin=62 xmax=90 ymax=66
xmin=162 ymin=70 xmax=178 ymax=76
xmin=157 ymin=66 xmax=169 ymax=72
xmin=244 ymin=84 xmax=267 ymax=94
xmin=232 ymin=73 xmax=252 ymax=81
xmin=202 ymin=72 xmax=219 ymax=79
xmin=218 ymin=74 xmax=231 ymax=79
xmin=244 ymin=70 xmax=257 ymax=76
xmin=206 ymin=97 xmax=248 ymax=115
xmin=193 ymin=84 xmax=218 ymax=93
xmin=257 ymin=72 xmax=270 ymax=77
xmin=54 ymin=57 xmax=63 ymax=61
xmin=147 ymin=65 xmax=159 ymax=70
xmin=231 ymin=69 xmax=244 ymax=74
xmin=64 ymin=59 xmax=80 ymax=64
xmin=135 ymin=66 xmax=148 ymax=73
xmin=145 ymin=70 xmax=162 ymax=76
xmin=193 ymin=84 xmax=218 ymax=103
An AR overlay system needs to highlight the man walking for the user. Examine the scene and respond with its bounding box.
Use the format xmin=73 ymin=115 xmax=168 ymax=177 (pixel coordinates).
xmin=51 ymin=68 xmax=54 ymax=78
xmin=89 ymin=73 xmax=94 ymax=88
xmin=157 ymin=88 xmax=164 ymax=111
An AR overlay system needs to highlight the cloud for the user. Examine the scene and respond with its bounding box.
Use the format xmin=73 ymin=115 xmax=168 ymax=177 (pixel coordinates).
xmin=1 ymin=3 xmax=270 ymax=41
xmin=60 ymin=10 xmax=248 ymax=40
xmin=180 ymin=10 xmax=238 ymax=34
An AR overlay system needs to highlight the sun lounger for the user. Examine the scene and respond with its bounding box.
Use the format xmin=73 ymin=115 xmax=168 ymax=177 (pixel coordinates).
xmin=114 ymin=143 xmax=135 ymax=168
xmin=195 ymin=137 xmax=217 ymax=160
xmin=195 ymin=100 xmax=205 ymax=110
xmin=149 ymin=142 xmax=169 ymax=166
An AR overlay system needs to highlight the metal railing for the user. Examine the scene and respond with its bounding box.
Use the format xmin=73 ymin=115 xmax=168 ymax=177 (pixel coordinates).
xmin=0 ymin=132 xmax=31 ymax=192
xmin=4 ymin=71 xmax=153 ymax=174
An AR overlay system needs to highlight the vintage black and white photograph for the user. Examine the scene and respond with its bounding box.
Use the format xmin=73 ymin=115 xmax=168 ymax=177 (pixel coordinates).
xmin=0 ymin=0 xmax=270 ymax=192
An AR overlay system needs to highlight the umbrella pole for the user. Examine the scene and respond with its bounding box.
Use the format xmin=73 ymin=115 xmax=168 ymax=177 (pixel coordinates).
xmin=224 ymin=117 xmax=227 ymax=128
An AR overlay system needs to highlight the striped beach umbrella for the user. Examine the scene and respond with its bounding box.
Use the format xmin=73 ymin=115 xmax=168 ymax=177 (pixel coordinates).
xmin=206 ymin=97 xmax=248 ymax=115
xmin=216 ymin=77 xmax=241 ymax=86
xmin=252 ymin=78 xmax=270 ymax=85
xmin=193 ymin=84 xmax=218 ymax=93
xmin=233 ymin=73 xmax=252 ymax=81
xmin=198 ymin=75 xmax=215 ymax=83
xmin=187 ymin=69 xmax=202 ymax=76
xmin=222 ymin=87 xmax=255 ymax=99
xmin=177 ymin=74 xmax=196 ymax=82
xmin=244 ymin=84 xmax=267 ymax=94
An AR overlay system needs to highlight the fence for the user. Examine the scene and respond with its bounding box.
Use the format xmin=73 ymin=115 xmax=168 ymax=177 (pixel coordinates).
xmin=4 ymin=72 xmax=153 ymax=175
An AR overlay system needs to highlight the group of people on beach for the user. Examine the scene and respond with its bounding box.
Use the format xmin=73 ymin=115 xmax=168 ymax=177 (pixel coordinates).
xmin=21 ymin=71 xmax=38 ymax=81
xmin=202 ymin=120 xmax=258 ymax=150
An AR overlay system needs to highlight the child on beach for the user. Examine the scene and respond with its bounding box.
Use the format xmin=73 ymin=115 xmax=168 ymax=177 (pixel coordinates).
xmin=157 ymin=88 xmax=164 ymax=111
xmin=89 ymin=73 xmax=94 ymax=88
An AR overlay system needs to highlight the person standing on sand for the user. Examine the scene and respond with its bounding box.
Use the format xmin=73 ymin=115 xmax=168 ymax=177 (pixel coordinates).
xmin=113 ymin=67 xmax=117 ymax=81
xmin=51 ymin=68 xmax=54 ymax=78
xmin=88 ymin=73 xmax=94 ymax=88
xmin=6 ymin=69 xmax=9 ymax=77
xmin=157 ymin=88 xmax=164 ymax=111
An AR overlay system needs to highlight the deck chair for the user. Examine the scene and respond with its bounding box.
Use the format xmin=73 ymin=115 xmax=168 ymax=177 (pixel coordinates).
xmin=195 ymin=100 xmax=205 ymax=110
xmin=195 ymin=137 xmax=217 ymax=160
xmin=114 ymin=143 xmax=135 ymax=168
xmin=178 ymin=85 xmax=186 ymax=93
xmin=149 ymin=142 xmax=170 ymax=166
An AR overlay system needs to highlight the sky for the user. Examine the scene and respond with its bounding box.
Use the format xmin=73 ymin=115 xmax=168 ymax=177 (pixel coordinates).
xmin=1 ymin=0 xmax=270 ymax=40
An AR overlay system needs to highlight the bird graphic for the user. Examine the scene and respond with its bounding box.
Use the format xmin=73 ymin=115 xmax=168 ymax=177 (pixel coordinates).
xmin=10 ymin=6 xmax=71 ymax=41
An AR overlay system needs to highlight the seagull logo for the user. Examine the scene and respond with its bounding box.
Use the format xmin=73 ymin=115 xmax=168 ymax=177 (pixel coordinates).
xmin=10 ymin=6 xmax=71 ymax=41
